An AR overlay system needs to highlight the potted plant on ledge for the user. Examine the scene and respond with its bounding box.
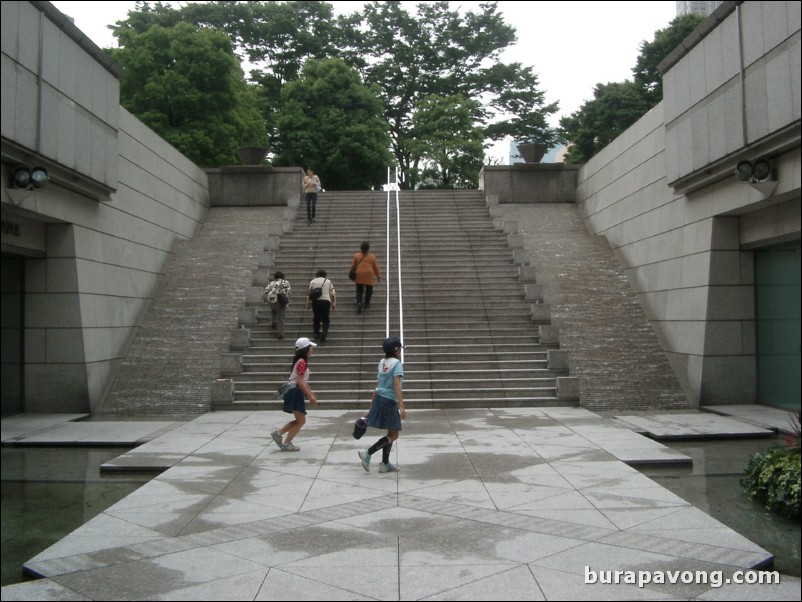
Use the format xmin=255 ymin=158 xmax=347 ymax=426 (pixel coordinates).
xmin=236 ymin=145 xmax=269 ymax=166
xmin=514 ymin=140 xmax=549 ymax=163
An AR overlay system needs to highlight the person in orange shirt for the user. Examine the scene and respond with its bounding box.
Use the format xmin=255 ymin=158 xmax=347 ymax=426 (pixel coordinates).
xmin=350 ymin=241 xmax=382 ymax=313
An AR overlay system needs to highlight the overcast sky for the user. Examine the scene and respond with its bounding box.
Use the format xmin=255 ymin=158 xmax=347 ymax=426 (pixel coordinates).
xmin=50 ymin=1 xmax=677 ymax=160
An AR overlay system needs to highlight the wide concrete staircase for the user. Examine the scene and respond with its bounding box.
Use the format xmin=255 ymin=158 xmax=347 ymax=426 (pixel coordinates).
xmin=213 ymin=190 xmax=578 ymax=410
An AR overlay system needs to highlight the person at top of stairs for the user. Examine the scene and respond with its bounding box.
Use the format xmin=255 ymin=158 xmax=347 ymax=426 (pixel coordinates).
xmin=302 ymin=169 xmax=322 ymax=225
xmin=350 ymin=241 xmax=382 ymax=313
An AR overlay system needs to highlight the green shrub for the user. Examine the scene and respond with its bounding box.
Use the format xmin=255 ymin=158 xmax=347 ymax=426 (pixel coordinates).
xmin=742 ymin=446 xmax=801 ymax=519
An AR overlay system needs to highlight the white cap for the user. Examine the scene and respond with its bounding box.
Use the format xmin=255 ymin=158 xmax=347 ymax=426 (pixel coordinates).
xmin=295 ymin=337 xmax=317 ymax=350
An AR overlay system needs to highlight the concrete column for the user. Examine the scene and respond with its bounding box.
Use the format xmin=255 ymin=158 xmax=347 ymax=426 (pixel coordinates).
xmin=258 ymin=251 xmax=274 ymax=267
xmin=221 ymin=353 xmax=242 ymax=375
xmin=519 ymin=265 xmax=537 ymax=282
xmin=548 ymin=349 xmax=570 ymax=372
xmin=524 ymin=284 xmax=544 ymax=301
xmin=557 ymin=377 xmax=580 ymax=400
xmin=211 ymin=379 xmax=235 ymax=402
xmin=246 ymin=286 xmax=265 ymax=305
xmin=252 ymin=267 xmax=272 ymax=286
xmin=230 ymin=328 xmax=251 ymax=349
xmin=513 ymin=249 xmax=535 ymax=265
xmin=507 ymin=233 xmax=525 ymax=248
xmin=539 ymin=325 xmax=560 ymax=346
xmin=237 ymin=307 xmax=257 ymax=326
xmin=531 ymin=303 xmax=552 ymax=323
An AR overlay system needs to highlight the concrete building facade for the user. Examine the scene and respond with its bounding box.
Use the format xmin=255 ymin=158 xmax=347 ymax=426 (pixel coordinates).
xmin=1 ymin=1 xmax=211 ymax=414
xmin=576 ymin=1 xmax=800 ymax=408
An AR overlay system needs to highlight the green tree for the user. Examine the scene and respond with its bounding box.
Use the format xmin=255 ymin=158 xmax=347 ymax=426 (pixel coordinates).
xmin=110 ymin=1 xmax=184 ymax=39
xmin=201 ymin=1 xmax=341 ymax=146
xmin=350 ymin=1 xmax=557 ymax=187
xmin=111 ymin=1 xmax=558 ymax=182
xmin=560 ymin=13 xmax=706 ymax=163
xmin=560 ymin=81 xmax=652 ymax=164
xmin=274 ymin=58 xmax=393 ymax=190
xmin=113 ymin=1 xmax=341 ymax=149
xmin=633 ymin=13 xmax=706 ymax=105
xmin=111 ymin=21 xmax=265 ymax=167
xmin=409 ymin=95 xmax=485 ymax=189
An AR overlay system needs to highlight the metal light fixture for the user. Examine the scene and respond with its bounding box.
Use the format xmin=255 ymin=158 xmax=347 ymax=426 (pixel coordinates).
xmin=751 ymin=159 xmax=771 ymax=182
xmin=9 ymin=166 xmax=48 ymax=190
xmin=12 ymin=166 xmax=32 ymax=189
xmin=735 ymin=159 xmax=772 ymax=183
xmin=735 ymin=160 xmax=754 ymax=182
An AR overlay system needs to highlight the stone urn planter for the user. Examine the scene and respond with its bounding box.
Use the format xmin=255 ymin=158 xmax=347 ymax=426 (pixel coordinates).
xmin=516 ymin=142 xmax=548 ymax=163
xmin=236 ymin=146 xmax=269 ymax=165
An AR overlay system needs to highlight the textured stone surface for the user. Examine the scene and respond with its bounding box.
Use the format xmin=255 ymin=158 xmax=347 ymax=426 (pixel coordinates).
xmin=501 ymin=203 xmax=689 ymax=411
xmin=99 ymin=207 xmax=284 ymax=417
xmin=7 ymin=408 xmax=793 ymax=602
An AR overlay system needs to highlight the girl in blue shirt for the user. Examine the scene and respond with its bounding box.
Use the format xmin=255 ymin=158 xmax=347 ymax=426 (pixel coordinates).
xmin=358 ymin=336 xmax=406 ymax=473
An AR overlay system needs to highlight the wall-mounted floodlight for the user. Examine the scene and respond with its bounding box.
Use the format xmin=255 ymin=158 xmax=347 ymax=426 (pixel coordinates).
xmin=751 ymin=159 xmax=771 ymax=182
xmin=735 ymin=159 xmax=772 ymax=183
xmin=12 ymin=166 xmax=32 ymax=189
xmin=10 ymin=166 xmax=48 ymax=190
xmin=30 ymin=167 xmax=49 ymax=188
xmin=735 ymin=160 xmax=753 ymax=182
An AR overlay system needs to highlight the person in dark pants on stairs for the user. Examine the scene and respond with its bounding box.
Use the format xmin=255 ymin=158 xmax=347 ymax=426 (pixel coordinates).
xmin=302 ymin=169 xmax=321 ymax=225
xmin=262 ymin=271 xmax=291 ymax=340
xmin=306 ymin=269 xmax=336 ymax=342
xmin=358 ymin=336 xmax=406 ymax=473
xmin=350 ymin=241 xmax=381 ymax=313
xmin=272 ymin=337 xmax=318 ymax=451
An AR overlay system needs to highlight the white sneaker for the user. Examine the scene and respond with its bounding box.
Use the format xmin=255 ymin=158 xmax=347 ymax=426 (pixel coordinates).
xmin=358 ymin=449 xmax=371 ymax=472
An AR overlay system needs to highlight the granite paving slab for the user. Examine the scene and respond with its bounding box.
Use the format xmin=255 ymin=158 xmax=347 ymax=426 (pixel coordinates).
xmin=9 ymin=421 xmax=182 ymax=446
xmin=3 ymin=408 xmax=795 ymax=601
xmin=701 ymin=404 xmax=799 ymax=434
xmin=1 ymin=414 xmax=89 ymax=442
xmin=615 ymin=413 xmax=775 ymax=439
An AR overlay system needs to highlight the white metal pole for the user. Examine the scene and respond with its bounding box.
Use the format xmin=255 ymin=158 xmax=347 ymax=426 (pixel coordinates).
xmin=395 ymin=168 xmax=404 ymax=363
xmin=385 ymin=167 xmax=391 ymax=336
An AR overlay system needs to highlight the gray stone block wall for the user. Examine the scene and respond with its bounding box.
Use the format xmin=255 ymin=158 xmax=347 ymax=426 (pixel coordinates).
xmin=480 ymin=164 xmax=579 ymax=204
xmin=500 ymin=203 xmax=689 ymax=411
xmin=206 ymin=166 xmax=304 ymax=206
xmin=98 ymin=206 xmax=284 ymax=417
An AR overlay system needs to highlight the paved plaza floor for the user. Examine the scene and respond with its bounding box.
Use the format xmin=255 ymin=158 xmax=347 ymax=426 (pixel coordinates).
xmin=1 ymin=406 xmax=799 ymax=600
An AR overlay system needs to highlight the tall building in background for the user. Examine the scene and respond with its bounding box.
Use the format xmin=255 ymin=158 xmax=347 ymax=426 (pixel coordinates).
xmin=676 ymin=1 xmax=723 ymax=16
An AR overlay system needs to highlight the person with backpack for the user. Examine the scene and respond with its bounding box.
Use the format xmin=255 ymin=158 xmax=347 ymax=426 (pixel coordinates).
xmin=349 ymin=241 xmax=382 ymax=313
xmin=358 ymin=336 xmax=406 ymax=474
xmin=263 ymin=271 xmax=291 ymax=340
xmin=306 ymin=269 xmax=336 ymax=342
